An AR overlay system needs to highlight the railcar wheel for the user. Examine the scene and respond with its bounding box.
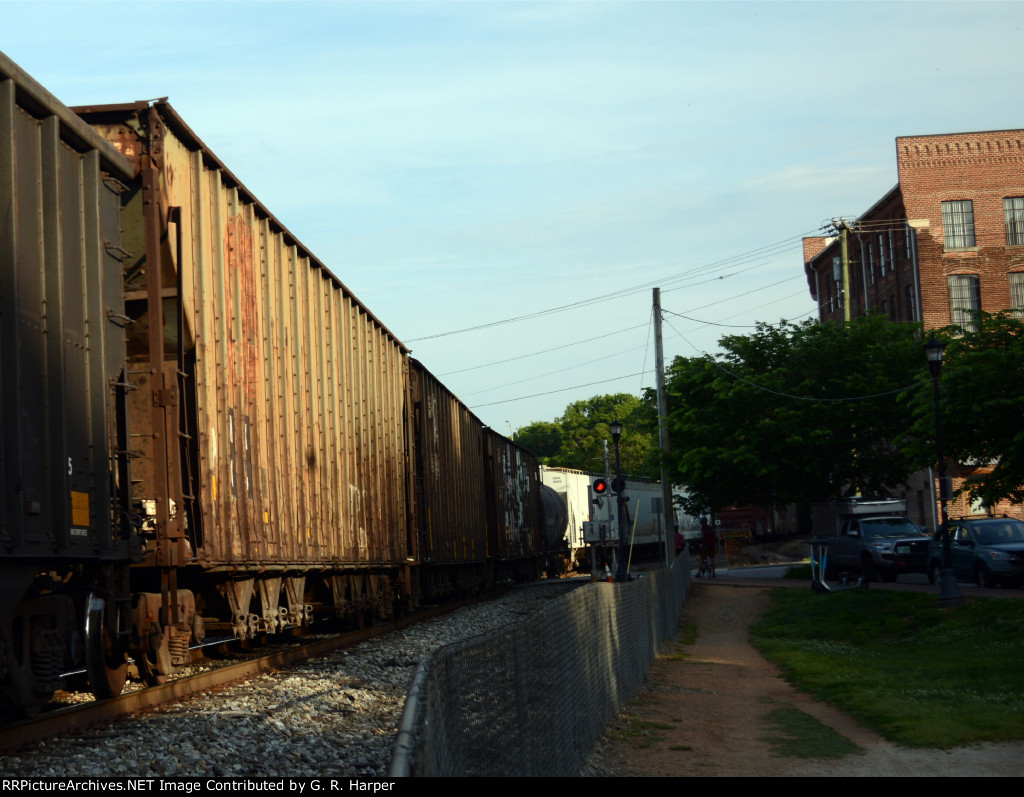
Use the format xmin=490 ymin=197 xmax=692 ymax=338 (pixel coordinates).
xmin=84 ymin=593 xmax=128 ymax=700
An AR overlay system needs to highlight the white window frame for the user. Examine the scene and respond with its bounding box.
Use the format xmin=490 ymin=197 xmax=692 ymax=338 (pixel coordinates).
xmin=1010 ymin=272 xmax=1024 ymax=312
xmin=942 ymin=200 xmax=976 ymax=249
xmin=947 ymin=274 xmax=981 ymax=330
xmin=1005 ymin=197 xmax=1024 ymax=246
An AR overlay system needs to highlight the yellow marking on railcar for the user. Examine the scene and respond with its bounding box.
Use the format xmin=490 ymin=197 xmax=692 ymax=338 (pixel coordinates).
xmin=70 ymin=491 xmax=90 ymax=527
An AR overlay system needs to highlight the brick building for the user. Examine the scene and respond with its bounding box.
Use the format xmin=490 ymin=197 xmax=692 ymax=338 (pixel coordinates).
xmin=803 ymin=129 xmax=1024 ymax=529
xmin=804 ymin=129 xmax=1024 ymax=327
xmin=802 ymin=129 xmax=1019 ymax=528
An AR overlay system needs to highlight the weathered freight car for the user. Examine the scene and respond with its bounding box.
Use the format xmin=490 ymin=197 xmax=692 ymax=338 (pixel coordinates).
xmin=0 ymin=50 xmax=550 ymax=717
xmin=409 ymin=360 xmax=551 ymax=596
xmin=71 ymin=97 xmax=418 ymax=681
xmin=0 ymin=52 xmax=138 ymax=714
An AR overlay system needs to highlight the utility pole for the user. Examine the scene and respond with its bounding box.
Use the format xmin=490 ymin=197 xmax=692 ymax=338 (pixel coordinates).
xmin=832 ymin=218 xmax=852 ymax=322
xmin=653 ymin=288 xmax=674 ymax=566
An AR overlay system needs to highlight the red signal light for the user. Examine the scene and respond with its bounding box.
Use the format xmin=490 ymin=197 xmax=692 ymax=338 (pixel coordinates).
xmin=593 ymin=478 xmax=609 ymax=495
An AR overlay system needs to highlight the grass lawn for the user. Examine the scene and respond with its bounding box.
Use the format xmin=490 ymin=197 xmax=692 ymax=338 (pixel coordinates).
xmin=749 ymin=588 xmax=1024 ymax=747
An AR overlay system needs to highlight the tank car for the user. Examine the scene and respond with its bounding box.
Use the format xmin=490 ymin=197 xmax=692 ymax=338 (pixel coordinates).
xmin=540 ymin=466 xmax=677 ymax=568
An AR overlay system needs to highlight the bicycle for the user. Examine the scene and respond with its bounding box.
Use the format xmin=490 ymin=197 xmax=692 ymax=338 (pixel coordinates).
xmin=697 ymin=548 xmax=716 ymax=579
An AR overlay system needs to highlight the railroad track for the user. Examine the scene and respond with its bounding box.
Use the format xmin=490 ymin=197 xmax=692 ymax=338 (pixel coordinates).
xmin=0 ymin=600 xmax=462 ymax=753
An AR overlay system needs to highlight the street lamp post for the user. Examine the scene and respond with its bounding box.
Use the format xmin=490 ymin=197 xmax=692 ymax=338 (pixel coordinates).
xmin=609 ymin=420 xmax=628 ymax=582
xmin=924 ymin=336 xmax=963 ymax=608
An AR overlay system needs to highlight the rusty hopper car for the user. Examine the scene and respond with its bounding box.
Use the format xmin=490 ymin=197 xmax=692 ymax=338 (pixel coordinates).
xmin=71 ymin=99 xmax=417 ymax=681
xmin=484 ymin=429 xmax=542 ymax=572
xmin=0 ymin=52 xmax=138 ymax=714
xmin=409 ymin=360 xmax=487 ymax=594
xmin=410 ymin=360 xmax=547 ymax=594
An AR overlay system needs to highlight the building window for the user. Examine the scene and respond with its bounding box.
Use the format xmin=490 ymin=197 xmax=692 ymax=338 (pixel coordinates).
xmin=1010 ymin=272 xmax=1024 ymax=312
xmin=1005 ymin=197 xmax=1024 ymax=245
xmin=906 ymin=284 xmax=917 ymax=322
xmin=879 ymin=234 xmax=888 ymax=275
xmin=942 ymin=200 xmax=976 ymax=249
xmin=947 ymin=274 xmax=981 ymax=330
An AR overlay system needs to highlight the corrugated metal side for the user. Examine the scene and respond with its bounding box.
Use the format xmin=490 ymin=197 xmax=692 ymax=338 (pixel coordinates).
xmin=163 ymin=130 xmax=410 ymax=568
xmin=0 ymin=55 xmax=132 ymax=562
xmin=409 ymin=360 xmax=487 ymax=563
xmin=82 ymin=102 xmax=413 ymax=570
xmin=540 ymin=466 xmax=593 ymax=549
xmin=484 ymin=431 xmax=540 ymax=560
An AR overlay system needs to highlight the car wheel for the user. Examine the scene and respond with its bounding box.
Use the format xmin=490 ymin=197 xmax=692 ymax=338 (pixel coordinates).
xmin=880 ymin=570 xmax=898 ymax=583
xmin=975 ymin=562 xmax=997 ymax=588
xmin=927 ymin=560 xmax=942 ymax=586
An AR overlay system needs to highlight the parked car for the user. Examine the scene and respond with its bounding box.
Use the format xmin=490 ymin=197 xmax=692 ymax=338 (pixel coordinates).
xmin=927 ymin=517 xmax=1024 ymax=588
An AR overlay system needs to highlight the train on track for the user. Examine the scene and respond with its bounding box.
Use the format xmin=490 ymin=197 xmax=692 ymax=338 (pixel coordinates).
xmin=0 ymin=51 xmax=566 ymax=718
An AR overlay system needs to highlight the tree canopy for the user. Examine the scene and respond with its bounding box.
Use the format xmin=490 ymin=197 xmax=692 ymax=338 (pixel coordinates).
xmin=662 ymin=315 xmax=926 ymax=515
xmin=514 ymin=393 xmax=657 ymax=476
xmin=911 ymin=311 xmax=1024 ymax=506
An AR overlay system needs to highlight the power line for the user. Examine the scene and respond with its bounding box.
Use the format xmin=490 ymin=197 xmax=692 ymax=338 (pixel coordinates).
xmin=440 ymin=273 xmax=813 ymax=380
xmin=662 ymin=316 xmax=919 ymax=403
xmin=408 ymin=228 xmax=826 ymax=342
xmin=663 ymin=288 xmax=814 ymax=328
xmin=470 ymin=370 xmax=655 ymax=409
xmin=458 ymin=338 xmax=652 ymax=397
xmin=438 ymin=321 xmax=649 ymax=376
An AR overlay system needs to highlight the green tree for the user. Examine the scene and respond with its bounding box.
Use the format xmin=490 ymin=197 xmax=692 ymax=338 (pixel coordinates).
xmin=512 ymin=421 xmax=563 ymax=464
xmin=663 ymin=316 xmax=925 ymax=514
xmin=514 ymin=393 xmax=658 ymax=476
xmin=912 ymin=311 xmax=1024 ymax=506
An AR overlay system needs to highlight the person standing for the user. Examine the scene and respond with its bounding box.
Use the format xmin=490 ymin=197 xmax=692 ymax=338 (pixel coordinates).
xmin=699 ymin=516 xmax=716 ymax=577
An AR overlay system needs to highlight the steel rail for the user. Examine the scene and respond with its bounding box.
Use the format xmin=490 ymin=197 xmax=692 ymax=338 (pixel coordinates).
xmin=0 ymin=601 xmax=464 ymax=753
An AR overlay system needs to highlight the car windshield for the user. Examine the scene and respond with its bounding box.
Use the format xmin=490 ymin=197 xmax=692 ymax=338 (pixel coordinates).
xmin=973 ymin=521 xmax=1024 ymax=546
xmin=861 ymin=518 xmax=922 ymax=538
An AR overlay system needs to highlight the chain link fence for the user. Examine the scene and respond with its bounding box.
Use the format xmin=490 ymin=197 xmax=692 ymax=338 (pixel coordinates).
xmin=389 ymin=555 xmax=690 ymax=776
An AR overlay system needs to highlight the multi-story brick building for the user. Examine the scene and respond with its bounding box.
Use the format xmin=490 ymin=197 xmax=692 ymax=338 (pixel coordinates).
xmin=803 ymin=129 xmax=1024 ymax=529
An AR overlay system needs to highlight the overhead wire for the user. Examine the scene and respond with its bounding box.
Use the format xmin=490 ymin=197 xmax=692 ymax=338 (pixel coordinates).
xmin=440 ymin=271 xmax=811 ymax=380
xmin=661 ymin=316 xmax=919 ymax=403
xmin=408 ymin=227 xmax=826 ymax=342
xmin=470 ymin=370 xmax=656 ymax=409
xmin=438 ymin=321 xmax=649 ymax=376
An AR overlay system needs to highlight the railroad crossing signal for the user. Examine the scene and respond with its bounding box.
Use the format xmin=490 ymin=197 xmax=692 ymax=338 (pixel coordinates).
xmin=593 ymin=478 xmax=609 ymax=496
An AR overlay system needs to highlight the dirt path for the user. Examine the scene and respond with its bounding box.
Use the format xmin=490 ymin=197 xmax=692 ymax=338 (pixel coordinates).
xmin=584 ymin=581 xmax=1024 ymax=776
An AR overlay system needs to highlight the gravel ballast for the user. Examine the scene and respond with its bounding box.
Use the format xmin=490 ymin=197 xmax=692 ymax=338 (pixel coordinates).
xmin=2 ymin=581 xmax=581 ymax=778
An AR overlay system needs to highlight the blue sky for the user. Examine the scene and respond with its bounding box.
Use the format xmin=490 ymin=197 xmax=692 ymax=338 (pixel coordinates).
xmin=4 ymin=1 xmax=1022 ymax=435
